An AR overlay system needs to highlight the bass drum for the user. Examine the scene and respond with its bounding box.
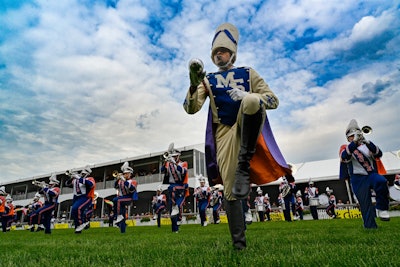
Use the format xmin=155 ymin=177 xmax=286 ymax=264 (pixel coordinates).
xmin=389 ymin=186 xmax=400 ymax=201
xmin=309 ymin=197 xmax=320 ymax=206
xmin=318 ymin=194 xmax=329 ymax=206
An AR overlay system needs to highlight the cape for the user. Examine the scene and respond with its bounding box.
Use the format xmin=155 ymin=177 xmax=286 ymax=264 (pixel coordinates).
xmin=205 ymin=107 xmax=291 ymax=186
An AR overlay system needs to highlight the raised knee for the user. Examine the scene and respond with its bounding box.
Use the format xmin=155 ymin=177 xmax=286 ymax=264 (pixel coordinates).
xmin=242 ymin=94 xmax=262 ymax=115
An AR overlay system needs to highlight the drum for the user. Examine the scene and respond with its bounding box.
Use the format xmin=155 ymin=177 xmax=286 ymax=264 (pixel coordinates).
xmin=389 ymin=186 xmax=400 ymax=201
xmin=309 ymin=197 xmax=320 ymax=206
xmin=318 ymin=194 xmax=329 ymax=206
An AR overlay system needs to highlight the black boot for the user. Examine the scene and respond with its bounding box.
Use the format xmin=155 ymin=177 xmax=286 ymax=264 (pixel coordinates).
xmin=232 ymin=110 xmax=263 ymax=199
xmin=225 ymin=200 xmax=246 ymax=250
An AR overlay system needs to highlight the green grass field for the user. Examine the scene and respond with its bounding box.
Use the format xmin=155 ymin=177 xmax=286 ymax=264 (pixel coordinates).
xmin=1 ymin=217 xmax=399 ymax=267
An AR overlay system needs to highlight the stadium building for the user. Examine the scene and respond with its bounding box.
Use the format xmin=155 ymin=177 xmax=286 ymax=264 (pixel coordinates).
xmin=3 ymin=144 xmax=400 ymax=222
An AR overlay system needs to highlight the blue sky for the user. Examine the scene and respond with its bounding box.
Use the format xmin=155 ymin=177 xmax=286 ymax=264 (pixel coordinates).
xmin=0 ymin=0 xmax=399 ymax=183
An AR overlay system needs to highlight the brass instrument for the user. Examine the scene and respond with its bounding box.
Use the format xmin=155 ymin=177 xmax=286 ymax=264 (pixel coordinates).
xmin=65 ymin=170 xmax=81 ymax=182
xmin=112 ymin=170 xmax=125 ymax=181
xmin=163 ymin=142 xmax=175 ymax=160
xmin=32 ymin=180 xmax=49 ymax=188
xmin=65 ymin=170 xmax=79 ymax=178
xmin=361 ymin=125 xmax=372 ymax=135
xmin=281 ymin=184 xmax=291 ymax=197
xmin=163 ymin=151 xmax=170 ymax=159
xmin=280 ymin=178 xmax=291 ymax=197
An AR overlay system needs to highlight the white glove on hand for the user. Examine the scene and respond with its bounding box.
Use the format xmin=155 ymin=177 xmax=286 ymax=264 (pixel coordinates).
xmin=353 ymin=131 xmax=363 ymax=143
xmin=167 ymin=156 xmax=176 ymax=164
xmin=189 ymin=58 xmax=205 ymax=87
xmin=362 ymin=138 xmax=370 ymax=145
xmin=227 ymin=88 xmax=248 ymax=101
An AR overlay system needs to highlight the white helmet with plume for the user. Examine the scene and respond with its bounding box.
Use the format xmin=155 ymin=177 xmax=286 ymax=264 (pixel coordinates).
xmin=49 ymin=173 xmax=60 ymax=185
xmin=0 ymin=186 xmax=6 ymax=196
xmin=211 ymin=23 xmax=239 ymax=65
xmin=121 ymin=162 xmax=133 ymax=174
xmin=81 ymin=166 xmax=92 ymax=177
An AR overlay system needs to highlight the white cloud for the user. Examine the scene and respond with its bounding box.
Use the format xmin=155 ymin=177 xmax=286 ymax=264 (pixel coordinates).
xmin=0 ymin=0 xmax=399 ymax=182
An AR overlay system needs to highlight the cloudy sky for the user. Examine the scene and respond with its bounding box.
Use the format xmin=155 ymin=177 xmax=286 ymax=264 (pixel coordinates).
xmin=1 ymin=0 xmax=399 ymax=183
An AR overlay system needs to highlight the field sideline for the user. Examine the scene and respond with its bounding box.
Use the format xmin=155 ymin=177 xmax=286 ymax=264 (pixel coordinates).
xmin=1 ymin=217 xmax=399 ymax=267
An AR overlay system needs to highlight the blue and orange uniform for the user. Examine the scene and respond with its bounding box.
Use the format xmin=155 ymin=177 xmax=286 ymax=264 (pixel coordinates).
xmin=194 ymin=179 xmax=211 ymax=226
xmin=27 ymin=195 xmax=43 ymax=231
xmin=210 ymin=188 xmax=223 ymax=224
xmin=65 ymin=172 xmax=95 ymax=233
xmin=35 ymin=176 xmax=60 ymax=234
xmin=113 ymin=162 xmax=137 ymax=233
xmin=152 ymin=189 xmax=167 ymax=227
xmin=161 ymin=150 xmax=188 ymax=233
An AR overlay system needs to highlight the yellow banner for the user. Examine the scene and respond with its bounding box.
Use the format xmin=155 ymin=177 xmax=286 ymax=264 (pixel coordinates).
xmin=335 ymin=207 xmax=362 ymax=219
xmin=54 ymin=223 xmax=69 ymax=229
xmin=270 ymin=211 xmax=285 ymax=221
xmin=126 ymin=219 xmax=136 ymax=226
xmin=89 ymin=221 xmax=101 ymax=228
xmin=161 ymin=218 xmax=171 ymax=225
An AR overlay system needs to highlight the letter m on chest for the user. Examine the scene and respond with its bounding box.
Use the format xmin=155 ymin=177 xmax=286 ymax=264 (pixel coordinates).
xmin=215 ymin=71 xmax=245 ymax=91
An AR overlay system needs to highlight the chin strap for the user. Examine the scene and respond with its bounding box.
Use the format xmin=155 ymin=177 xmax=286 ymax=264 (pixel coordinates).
xmin=217 ymin=53 xmax=235 ymax=70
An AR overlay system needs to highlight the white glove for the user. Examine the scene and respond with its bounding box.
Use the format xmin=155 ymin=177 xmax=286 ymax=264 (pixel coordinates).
xmin=167 ymin=156 xmax=176 ymax=164
xmin=353 ymin=130 xmax=362 ymax=143
xmin=227 ymin=88 xmax=248 ymax=101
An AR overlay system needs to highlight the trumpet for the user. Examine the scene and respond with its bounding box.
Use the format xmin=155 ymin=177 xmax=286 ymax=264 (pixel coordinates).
xmin=361 ymin=125 xmax=372 ymax=135
xmin=163 ymin=151 xmax=170 ymax=159
xmin=32 ymin=180 xmax=49 ymax=188
xmin=65 ymin=170 xmax=80 ymax=180
xmin=112 ymin=170 xmax=125 ymax=181
xmin=163 ymin=142 xmax=176 ymax=160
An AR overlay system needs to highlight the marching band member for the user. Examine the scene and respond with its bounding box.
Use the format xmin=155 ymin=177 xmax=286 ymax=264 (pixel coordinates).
xmin=277 ymin=193 xmax=284 ymax=211
xmin=27 ymin=192 xmax=43 ymax=231
xmin=65 ymin=166 xmax=95 ymax=233
xmin=161 ymin=144 xmax=188 ymax=233
xmin=34 ymin=174 xmax=60 ymax=234
xmin=254 ymin=187 xmax=266 ymax=222
xmin=0 ymin=186 xmax=8 ymax=228
xmin=394 ymin=174 xmax=400 ymax=190
xmin=183 ymin=22 xmax=290 ymax=249
xmin=152 ymin=185 xmax=167 ymax=228
xmin=340 ymin=119 xmax=390 ymax=228
xmin=325 ymin=187 xmax=337 ymax=219
xmin=85 ymin=191 xmax=99 ymax=228
xmin=194 ymin=175 xmax=211 ymax=227
xmin=242 ymin=195 xmax=253 ymax=225
xmin=304 ymin=180 xmax=319 ymax=220
xmin=2 ymin=195 xmax=14 ymax=232
xmin=279 ymin=177 xmax=296 ymax=222
xmin=294 ymin=190 xmax=304 ymax=220
xmin=113 ymin=162 xmax=137 ymax=233
xmin=210 ymin=184 xmax=223 ymax=224
xmin=264 ymin=193 xmax=272 ymax=221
